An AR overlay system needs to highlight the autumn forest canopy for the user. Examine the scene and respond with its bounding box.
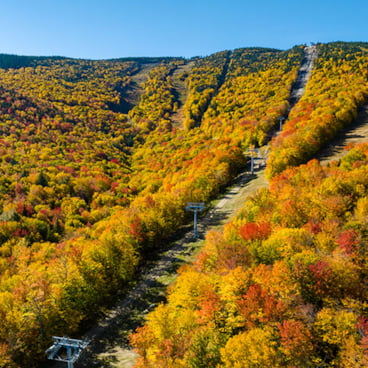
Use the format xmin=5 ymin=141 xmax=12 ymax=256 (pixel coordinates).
xmin=1 ymin=41 xmax=368 ymax=367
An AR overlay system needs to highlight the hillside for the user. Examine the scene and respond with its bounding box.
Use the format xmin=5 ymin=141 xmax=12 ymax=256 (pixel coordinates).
xmin=0 ymin=42 xmax=368 ymax=367
xmin=129 ymin=42 xmax=368 ymax=368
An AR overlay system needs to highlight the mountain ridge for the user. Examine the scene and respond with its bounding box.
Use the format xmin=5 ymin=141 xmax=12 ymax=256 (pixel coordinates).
xmin=1 ymin=41 xmax=368 ymax=367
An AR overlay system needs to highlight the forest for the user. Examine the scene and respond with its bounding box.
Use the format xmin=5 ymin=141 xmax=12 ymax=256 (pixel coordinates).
xmin=0 ymin=42 xmax=368 ymax=367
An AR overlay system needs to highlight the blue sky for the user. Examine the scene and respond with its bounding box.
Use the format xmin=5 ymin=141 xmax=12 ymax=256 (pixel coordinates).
xmin=1 ymin=0 xmax=367 ymax=59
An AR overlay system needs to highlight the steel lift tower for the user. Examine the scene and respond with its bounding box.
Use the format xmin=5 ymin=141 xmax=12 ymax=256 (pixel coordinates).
xmin=185 ymin=202 xmax=205 ymax=238
xmin=247 ymin=147 xmax=258 ymax=175
xmin=45 ymin=336 xmax=88 ymax=368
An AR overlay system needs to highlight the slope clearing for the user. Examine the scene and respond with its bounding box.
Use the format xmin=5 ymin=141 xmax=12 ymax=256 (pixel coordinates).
xmin=318 ymin=105 xmax=368 ymax=165
xmin=169 ymin=61 xmax=195 ymax=127
xmin=119 ymin=63 xmax=160 ymax=113
xmin=288 ymin=45 xmax=318 ymax=108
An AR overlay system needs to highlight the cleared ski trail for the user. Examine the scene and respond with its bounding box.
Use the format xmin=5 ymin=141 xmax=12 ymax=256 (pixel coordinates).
xmin=289 ymin=45 xmax=318 ymax=109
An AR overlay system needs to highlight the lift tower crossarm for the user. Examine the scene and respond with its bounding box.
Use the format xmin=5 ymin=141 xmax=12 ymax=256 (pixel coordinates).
xmin=46 ymin=336 xmax=89 ymax=368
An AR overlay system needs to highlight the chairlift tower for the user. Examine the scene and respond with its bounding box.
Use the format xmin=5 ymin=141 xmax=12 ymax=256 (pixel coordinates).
xmin=247 ymin=147 xmax=258 ymax=175
xmin=45 ymin=336 xmax=89 ymax=368
xmin=185 ymin=202 xmax=205 ymax=238
xmin=278 ymin=116 xmax=286 ymax=131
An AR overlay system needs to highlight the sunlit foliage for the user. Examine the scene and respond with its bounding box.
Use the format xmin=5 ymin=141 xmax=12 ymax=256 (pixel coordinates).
xmin=266 ymin=42 xmax=368 ymax=177
xmin=131 ymin=142 xmax=368 ymax=367
xmin=2 ymin=42 xmax=368 ymax=367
